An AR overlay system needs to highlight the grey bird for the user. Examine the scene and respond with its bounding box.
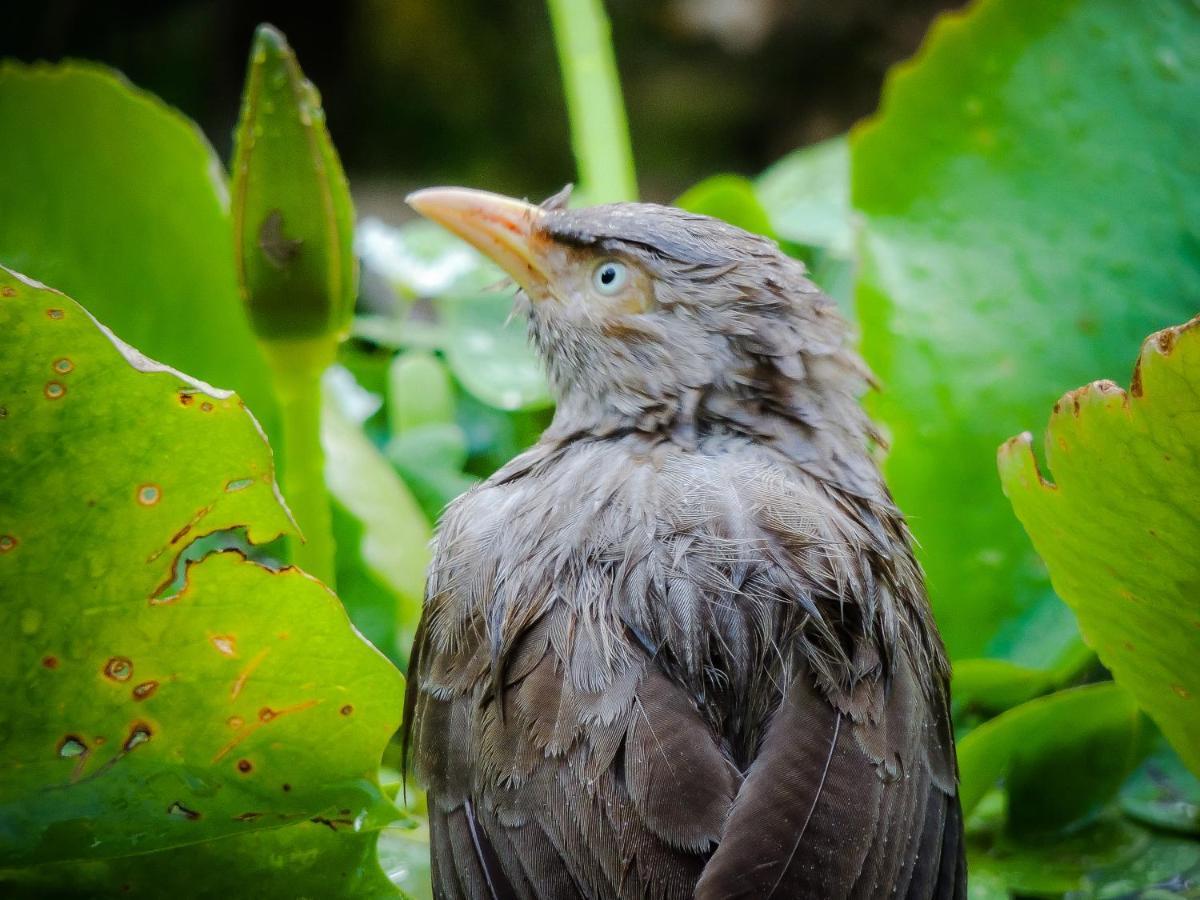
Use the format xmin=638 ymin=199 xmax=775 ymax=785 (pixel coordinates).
xmin=402 ymin=186 xmax=965 ymax=900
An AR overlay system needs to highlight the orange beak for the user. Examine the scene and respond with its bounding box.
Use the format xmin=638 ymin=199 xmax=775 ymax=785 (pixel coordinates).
xmin=405 ymin=187 xmax=550 ymax=294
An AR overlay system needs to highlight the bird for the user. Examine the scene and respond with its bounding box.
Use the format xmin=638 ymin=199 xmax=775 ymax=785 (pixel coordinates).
xmin=401 ymin=185 xmax=965 ymax=900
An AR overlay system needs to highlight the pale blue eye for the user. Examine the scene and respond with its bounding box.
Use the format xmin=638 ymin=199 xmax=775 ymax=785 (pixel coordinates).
xmin=592 ymin=260 xmax=628 ymax=295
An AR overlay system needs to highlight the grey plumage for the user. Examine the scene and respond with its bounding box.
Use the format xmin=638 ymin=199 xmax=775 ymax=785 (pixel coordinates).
xmin=403 ymin=189 xmax=965 ymax=899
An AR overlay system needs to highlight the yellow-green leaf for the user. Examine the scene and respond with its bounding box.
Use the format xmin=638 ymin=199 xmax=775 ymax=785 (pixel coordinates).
xmin=0 ymin=267 xmax=403 ymax=868
xmin=999 ymin=317 xmax=1200 ymax=776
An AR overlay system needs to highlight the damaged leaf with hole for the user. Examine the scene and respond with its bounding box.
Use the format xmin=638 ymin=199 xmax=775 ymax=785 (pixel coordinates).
xmin=0 ymin=267 xmax=404 ymax=869
xmin=999 ymin=316 xmax=1200 ymax=777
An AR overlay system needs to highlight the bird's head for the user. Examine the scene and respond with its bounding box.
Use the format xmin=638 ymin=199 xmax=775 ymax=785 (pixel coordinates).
xmin=408 ymin=187 xmax=877 ymax=485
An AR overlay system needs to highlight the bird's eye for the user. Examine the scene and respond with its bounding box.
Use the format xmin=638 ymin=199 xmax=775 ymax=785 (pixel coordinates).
xmin=591 ymin=260 xmax=628 ymax=295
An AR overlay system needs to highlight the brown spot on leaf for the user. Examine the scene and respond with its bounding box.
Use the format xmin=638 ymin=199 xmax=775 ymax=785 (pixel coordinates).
xmin=311 ymin=815 xmax=354 ymax=831
xmin=210 ymin=634 xmax=237 ymax=657
xmin=0 ymin=535 xmax=17 ymax=553
xmin=259 ymin=210 xmax=303 ymax=269
xmin=237 ymin=759 xmax=253 ymax=773
xmin=46 ymin=308 xmax=64 ymax=319
xmin=136 ymin=484 xmax=161 ymax=506
xmin=104 ymin=657 xmax=133 ymax=682
xmin=281 ymin=783 xmax=291 ymax=792
xmin=44 ymin=381 xmax=65 ymax=400
xmin=167 ymin=801 xmax=200 ymax=820
xmin=225 ymin=478 xmax=254 ymax=493
xmin=231 ymin=648 xmax=269 ymax=699
xmin=234 ymin=811 xmax=263 ymax=822
xmin=340 ymin=704 xmax=353 ymax=716
xmin=0 ymin=286 xmax=15 ymax=297
xmin=42 ymin=655 xmax=58 ymax=669
xmin=212 ymin=698 xmax=319 ymax=762
xmin=53 ymin=358 xmax=74 ymax=374
xmin=132 ymin=681 xmax=159 ymax=701
xmin=124 ymin=722 xmax=153 ymax=751
xmin=58 ymin=735 xmax=87 ymax=758
xmin=178 ymin=391 xmax=195 ymax=406
xmin=200 ymin=401 xmax=214 ymax=412
xmin=1172 ymin=684 xmax=1191 ymax=699
xmin=227 ymin=715 xmax=244 ymax=729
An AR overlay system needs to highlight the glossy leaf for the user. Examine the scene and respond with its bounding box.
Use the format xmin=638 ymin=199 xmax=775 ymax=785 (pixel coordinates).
xmin=675 ymin=174 xmax=776 ymax=239
xmin=757 ymin=136 xmax=851 ymax=256
xmin=1 ymin=823 xmax=405 ymax=899
xmin=0 ymin=268 xmax=403 ymax=867
xmin=323 ymin=372 xmax=430 ymax=654
xmin=0 ymin=61 xmax=278 ymax=440
xmin=441 ymin=295 xmax=552 ymax=412
xmin=851 ymin=0 xmax=1200 ymax=660
xmin=1000 ymin=317 xmax=1200 ymax=776
xmin=1121 ymin=739 xmax=1200 ymax=838
xmin=957 ymin=683 xmax=1143 ymax=825
xmin=357 ymin=219 xmax=552 ymax=412
xmin=968 ymin=817 xmax=1200 ymax=898
xmin=386 ymin=353 xmax=477 ymax=521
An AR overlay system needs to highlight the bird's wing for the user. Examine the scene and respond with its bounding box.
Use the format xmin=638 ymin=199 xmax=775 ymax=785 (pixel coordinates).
xmin=695 ymin=649 xmax=965 ymax=900
xmin=403 ymin=606 xmax=742 ymax=900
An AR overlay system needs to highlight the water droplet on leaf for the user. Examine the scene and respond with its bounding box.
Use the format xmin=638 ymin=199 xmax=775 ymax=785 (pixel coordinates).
xmin=103 ymin=657 xmax=133 ymax=682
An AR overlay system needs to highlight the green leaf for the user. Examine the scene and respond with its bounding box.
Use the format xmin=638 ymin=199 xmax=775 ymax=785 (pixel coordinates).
xmin=1 ymin=823 xmax=404 ymax=899
xmin=756 ymin=136 xmax=851 ymax=256
xmin=957 ymin=683 xmax=1143 ymax=826
xmin=323 ymin=376 xmax=431 ymax=655
xmin=676 ymin=175 xmax=776 ymax=238
xmin=0 ymin=267 xmax=403 ymax=868
xmin=999 ymin=317 xmax=1200 ymax=777
xmin=357 ymin=219 xmax=552 ymax=412
xmin=388 ymin=352 xmax=457 ymax=434
xmin=231 ymin=24 xmax=357 ymax=342
xmin=851 ymin=0 xmax=1200 ymax=660
xmin=1121 ymin=738 xmax=1200 ymax=838
xmin=441 ymin=296 xmax=552 ymax=412
xmin=952 ymin=658 xmax=1055 ymax=719
xmin=0 ymin=61 xmax=278 ymax=441
xmin=386 ymin=353 xmax=477 ymax=521
xmin=968 ymin=817 xmax=1200 ymax=899
xmin=378 ymin=821 xmax=433 ymax=900
xmin=357 ymin=218 xmax=503 ymax=301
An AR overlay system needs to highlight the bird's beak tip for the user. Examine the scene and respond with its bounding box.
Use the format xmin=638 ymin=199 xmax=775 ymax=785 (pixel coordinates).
xmin=405 ymin=187 xmax=549 ymax=293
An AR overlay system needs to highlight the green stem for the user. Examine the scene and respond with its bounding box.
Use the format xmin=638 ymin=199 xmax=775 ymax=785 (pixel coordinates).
xmin=262 ymin=337 xmax=337 ymax=587
xmin=546 ymin=0 xmax=638 ymax=202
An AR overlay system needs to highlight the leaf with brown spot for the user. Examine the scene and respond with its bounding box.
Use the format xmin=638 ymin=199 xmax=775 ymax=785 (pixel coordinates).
xmin=0 ymin=267 xmax=404 ymax=871
xmin=999 ymin=316 xmax=1200 ymax=776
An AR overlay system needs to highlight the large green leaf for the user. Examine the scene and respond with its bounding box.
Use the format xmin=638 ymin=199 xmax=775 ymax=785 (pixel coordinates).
xmin=1 ymin=823 xmax=404 ymax=899
xmin=0 ymin=62 xmax=278 ymax=441
xmin=851 ymin=0 xmax=1200 ymax=660
xmin=999 ymin=317 xmax=1200 ymax=776
xmin=957 ymin=683 xmax=1144 ymax=825
xmin=0 ymin=267 xmax=403 ymax=870
xmin=323 ymin=373 xmax=431 ymax=659
xmin=968 ymin=817 xmax=1200 ymax=898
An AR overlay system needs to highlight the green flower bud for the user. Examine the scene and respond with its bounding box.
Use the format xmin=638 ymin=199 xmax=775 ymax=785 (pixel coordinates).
xmin=231 ymin=24 xmax=356 ymax=342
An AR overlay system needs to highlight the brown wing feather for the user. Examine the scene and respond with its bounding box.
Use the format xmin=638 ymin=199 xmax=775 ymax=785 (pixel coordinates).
xmin=404 ymin=601 xmax=737 ymax=900
xmin=695 ymin=652 xmax=964 ymax=899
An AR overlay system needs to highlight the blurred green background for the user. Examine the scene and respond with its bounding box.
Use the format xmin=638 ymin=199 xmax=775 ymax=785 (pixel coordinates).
xmin=2 ymin=0 xmax=961 ymax=206
xmin=2 ymin=1 xmax=1199 ymax=896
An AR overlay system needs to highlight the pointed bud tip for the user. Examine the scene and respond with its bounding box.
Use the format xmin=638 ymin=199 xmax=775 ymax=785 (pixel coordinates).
xmin=252 ymin=23 xmax=292 ymax=59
